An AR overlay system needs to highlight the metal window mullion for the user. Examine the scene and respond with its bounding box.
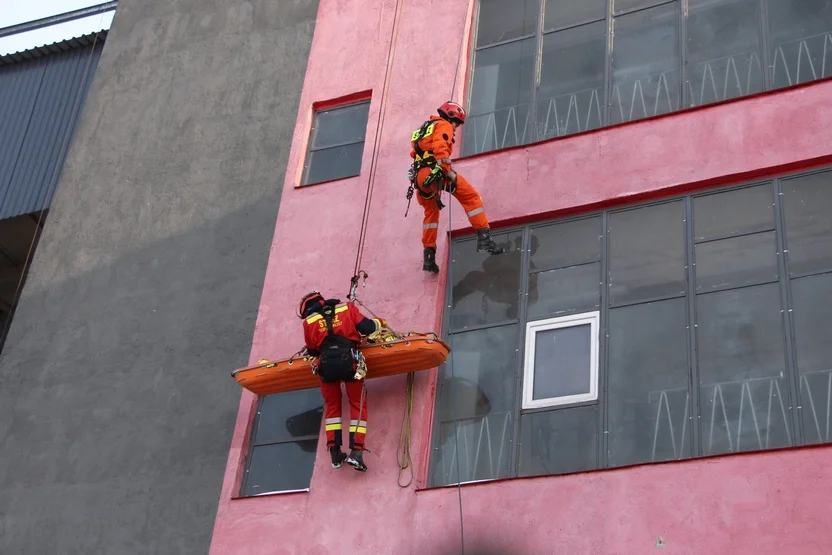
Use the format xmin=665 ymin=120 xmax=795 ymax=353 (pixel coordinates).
xmin=510 ymin=226 xmax=534 ymax=477
xmin=773 ymin=178 xmax=804 ymax=445
xmin=604 ymin=0 xmax=614 ymax=126
xmin=759 ymin=0 xmax=772 ymax=90
xmin=251 ymin=435 xmax=320 ymax=449
xmin=790 ymin=268 xmax=832 ymax=281
xmin=694 ymin=226 xmax=777 ymax=245
xmin=451 ymin=319 xmax=519 ymax=335
xmin=474 ymin=33 xmax=537 ymax=52
xmin=530 ymin=258 xmax=602 ymax=276
xmin=613 ymin=0 xmax=677 ymax=17
xmin=308 ymin=138 xmax=365 ymax=153
xmin=684 ymin=196 xmax=702 ymax=458
xmin=599 ymin=211 xmax=610 ymax=469
xmin=608 ymin=291 xmax=688 ymax=310
xmin=542 ymin=16 xmax=607 ymax=35
xmin=695 ymin=277 xmax=782 ymax=297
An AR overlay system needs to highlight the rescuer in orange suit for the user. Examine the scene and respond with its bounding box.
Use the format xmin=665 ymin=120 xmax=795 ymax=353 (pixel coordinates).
xmin=298 ymin=291 xmax=387 ymax=472
xmin=409 ymin=101 xmax=504 ymax=273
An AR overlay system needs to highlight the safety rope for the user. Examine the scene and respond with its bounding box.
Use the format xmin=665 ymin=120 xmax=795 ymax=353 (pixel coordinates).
xmin=0 ymin=15 xmax=106 ymax=350
xmin=349 ymin=0 xmax=405 ymax=285
xmin=397 ymin=371 xmax=415 ymax=487
xmin=445 ymin=4 xmax=470 ymax=552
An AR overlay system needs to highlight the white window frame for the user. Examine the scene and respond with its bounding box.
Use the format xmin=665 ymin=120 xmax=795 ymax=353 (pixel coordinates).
xmin=522 ymin=311 xmax=600 ymax=410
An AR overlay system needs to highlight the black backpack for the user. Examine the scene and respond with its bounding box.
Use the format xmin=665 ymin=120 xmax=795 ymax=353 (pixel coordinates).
xmin=317 ymin=306 xmax=357 ymax=383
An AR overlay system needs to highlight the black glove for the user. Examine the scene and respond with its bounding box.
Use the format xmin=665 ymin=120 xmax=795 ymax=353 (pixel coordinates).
xmin=443 ymin=169 xmax=458 ymax=193
xmin=436 ymin=196 xmax=445 ymax=210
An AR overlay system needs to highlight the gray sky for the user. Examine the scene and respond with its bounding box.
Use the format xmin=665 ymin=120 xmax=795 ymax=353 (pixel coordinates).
xmin=0 ymin=0 xmax=114 ymax=56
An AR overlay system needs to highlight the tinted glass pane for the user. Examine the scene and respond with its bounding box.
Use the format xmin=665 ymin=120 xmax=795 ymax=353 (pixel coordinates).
xmin=432 ymin=411 xmax=514 ymax=485
xmin=768 ymin=0 xmax=832 ymax=88
xmin=532 ymin=325 xmax=592 ymax=400
xmin=609 ymin=201 xmax=686 ymax=305
xmin=310 ymin=102 xmax=370 ymax=149
xmin=527 ymin=263 xmax=601 ymax=319
xmin=695 ymin=231 xmax=778 ymax=292
xmin=792 ymin=273 xmax=832 ymax=444
xmin=254 ymin=388 xmax=323 ymax=445
xmin=782 ymin=171 xmax=832 ymax=276
xmin=451 ymin=231 xmax=522 ymax=329
xmin=614 ymin=0 xmax=671 ymax=15
xmin=465 ymin=38 xmax=536 ymax=156
xmin=476 ymin=0 xmax=539 ymax=47
xmin=518 ymin=406 xmax=598 ymax=477
xmin=243 ymin=440 xmax=318 ymax=496
xmin=439 ymin=325 xmax=518 ymax=421
xmin=530 ymin=216 xmax=601 ymax=272
xmin=432 ymin=325 xmax=518 ymax=486
xmin=303 ymin=142 xmax=364 ymax=185
xmin=537 ymin=22 xmax=607 ymax=139
xmin=607 ymin=299 xmax=691 ymax=467
xmin=545 ymin=0 xmax=606 ymax=30
xmin=696 ymin=284 xmax=791 ymax=456
xmin=693 ymin=185 xmax=774 ymax=241
xmin=611 ymin=3 xmax=680 ymax=125
xmin=686 ymin=0 xmax=763 ymax=107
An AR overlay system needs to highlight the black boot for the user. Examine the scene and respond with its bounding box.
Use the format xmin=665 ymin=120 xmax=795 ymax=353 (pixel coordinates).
xmin=330 ymin=447 xmax=347 ymax=469
xmin=477 ymin=228 xmax=504 ymax=254
xmin=423 ymin=247 xmax=440 ymax=273
xmin=346 ymin=449 xmax=367 ymax=472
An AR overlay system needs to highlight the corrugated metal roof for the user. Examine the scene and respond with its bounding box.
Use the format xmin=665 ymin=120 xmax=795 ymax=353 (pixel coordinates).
xmin=0 ymin=30 xmax=108 ymax=66
xmin=0 ymin=34 xmax=104 ymax=220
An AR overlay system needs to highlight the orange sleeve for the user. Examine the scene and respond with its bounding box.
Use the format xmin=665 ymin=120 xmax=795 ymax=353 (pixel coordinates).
xmin=429 ymin=119 xmax=454 ymax=172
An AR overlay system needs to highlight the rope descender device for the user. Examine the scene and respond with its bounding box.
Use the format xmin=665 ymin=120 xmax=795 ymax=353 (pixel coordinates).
xmin=347 ymin=270 xmax=369 ymax=302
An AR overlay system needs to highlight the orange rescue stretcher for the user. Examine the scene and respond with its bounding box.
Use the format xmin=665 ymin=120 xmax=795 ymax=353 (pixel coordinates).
xmin=231 ymin=329 xmax=451 ymax=396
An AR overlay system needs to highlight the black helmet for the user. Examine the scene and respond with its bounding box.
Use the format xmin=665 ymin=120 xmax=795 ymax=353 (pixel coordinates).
xmin=297 ymin=291 xmax=325 ymax=318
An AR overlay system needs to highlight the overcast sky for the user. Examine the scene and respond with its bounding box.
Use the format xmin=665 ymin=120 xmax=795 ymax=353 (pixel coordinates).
xmin=0 ymin=0 xmax=114 ymax=56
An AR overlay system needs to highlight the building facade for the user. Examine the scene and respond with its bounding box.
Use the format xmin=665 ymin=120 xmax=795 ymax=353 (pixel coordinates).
xmin=3 ymin=0 xmax=832 ymax=554
xmin=209 ymin=0 xmax=832 ymax=553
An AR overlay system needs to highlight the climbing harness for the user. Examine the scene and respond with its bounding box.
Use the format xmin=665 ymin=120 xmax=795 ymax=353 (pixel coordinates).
xmin=406 ymin=118 xmax=450 ymax=215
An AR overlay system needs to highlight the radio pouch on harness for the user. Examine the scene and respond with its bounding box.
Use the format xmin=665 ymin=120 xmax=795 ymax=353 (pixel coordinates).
xmin=317 ymin=308 xmax=358 ymax=383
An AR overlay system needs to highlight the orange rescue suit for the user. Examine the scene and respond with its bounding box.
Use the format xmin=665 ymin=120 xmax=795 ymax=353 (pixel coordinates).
xmin=410 ymin=115 xmax=491 ymax=249
xmin=302 ymin=301 xmax=382 ymax=451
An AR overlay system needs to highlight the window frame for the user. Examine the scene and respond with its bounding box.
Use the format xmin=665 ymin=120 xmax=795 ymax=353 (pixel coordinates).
xmin=300 ymin=99 xmax=370 ymax=187
xmin=522 ymin=311 xmax=600 ymax=410
xmin=429 ymin=165 xmax=832 ymax=488
xmin=461 ymin=0 xmax=830 ymax=157
xmin=239 ymin=390 xmax=323 ymax=498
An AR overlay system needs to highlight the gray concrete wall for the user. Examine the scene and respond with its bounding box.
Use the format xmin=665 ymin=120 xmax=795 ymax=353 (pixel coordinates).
xmin=0 ymin=1 xmax=319 ymax=553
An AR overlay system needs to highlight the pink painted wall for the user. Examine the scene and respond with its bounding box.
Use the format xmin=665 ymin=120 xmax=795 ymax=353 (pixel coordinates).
xmin=208 ymin=0 xmax=832 ymax=552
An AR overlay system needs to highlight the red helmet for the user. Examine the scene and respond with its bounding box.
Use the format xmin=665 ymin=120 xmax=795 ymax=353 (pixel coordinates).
xmin=297 ymin=291 xmax=324 ymax=318
xmin=438 ymin=101 xmax=466 ymax=125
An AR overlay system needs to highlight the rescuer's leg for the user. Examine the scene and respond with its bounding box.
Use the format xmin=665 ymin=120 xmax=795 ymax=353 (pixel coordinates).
xmin=416 ymin=191 xmax=441 ymax=273
xmin=345 ymin=380 xmax=368 ymax=472
xmin=452 ymin=174 xmax=504 ymax=255
xmin=320 ymin=380 xmax=347 ymax=468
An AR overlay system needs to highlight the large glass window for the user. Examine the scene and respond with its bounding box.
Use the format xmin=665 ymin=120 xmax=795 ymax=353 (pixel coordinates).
xmin=240 ymin=388 xmax=323 ymax=497
xmin=429 ymin=167 xmax=832 ymax=486
xmin=464 ymin=0 xmax=832 ymax=156
xmin=301 ymin=100 xmax=370 ymax=186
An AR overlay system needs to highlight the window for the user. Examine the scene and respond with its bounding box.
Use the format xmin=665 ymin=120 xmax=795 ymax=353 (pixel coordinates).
xmin=429 ymin=167 xmax=832 ymax=486
xmin=523 ymin=312 xmax=599 ymax=409
xmin=463 ymin=0 xmax=832 ymax=156
xmin=301 ymin=100 xmax=370 ymax=186
xmin=240 ymin=388 xmax=323 ymax=497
